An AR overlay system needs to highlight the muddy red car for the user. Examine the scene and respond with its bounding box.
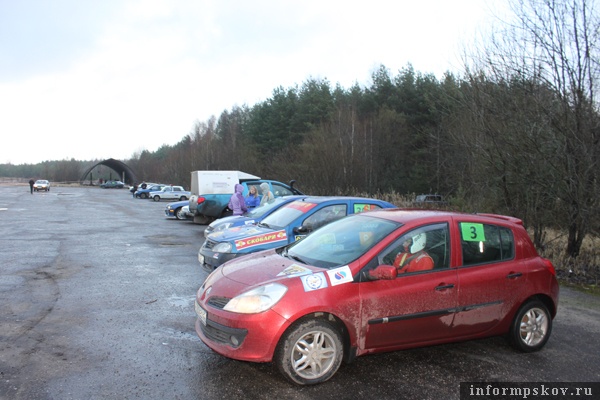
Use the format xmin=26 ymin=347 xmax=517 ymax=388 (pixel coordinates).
xmin=195 ymin=209 xmax=559 ymax=385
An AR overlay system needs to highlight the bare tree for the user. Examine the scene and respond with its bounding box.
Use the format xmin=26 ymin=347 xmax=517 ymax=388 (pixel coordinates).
xmin=467 ymin=0 xmax=600 ymax=258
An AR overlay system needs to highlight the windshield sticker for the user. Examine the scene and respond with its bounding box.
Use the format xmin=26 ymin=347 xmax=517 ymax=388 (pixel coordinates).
xmin=244 ymin=219 xmax=256 ymax=225
xmin=360 ymin=231 xmax=374 ymax=246
xmin=301 ymin=272 xmax=328 ymax=292
xmin=277 ymin=264 xmax=312 ymax=278
xmin=234 ymin=230 xmax=287 ymax=250
xmin=285 ymin=201 xmax=318 ymax=212
xmin=327 ymin=266 xmax=353 ymax=286
xmin=354 ymin=203 xmax=377 ymax=213
xmin=461 ymin=223 xmax=486 ymax=242
xmin=295 ymin=235 xmax=307 ymax=241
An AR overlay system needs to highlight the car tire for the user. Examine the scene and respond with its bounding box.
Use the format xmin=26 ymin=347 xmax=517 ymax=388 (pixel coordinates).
xmin=153 ymin=196 xmax=160 ymax=202
xmin=179 ymin=196 xmax=188 ymax=201
xmin=142 ymin=193 xmax=148 ymax=199
xmin=274 ymin=319 xmax=343 ymax=385
xmin=509 ymin=299 xmax=552 ymax=352
xmin=175 ymin=207 xmax=186 ymax=220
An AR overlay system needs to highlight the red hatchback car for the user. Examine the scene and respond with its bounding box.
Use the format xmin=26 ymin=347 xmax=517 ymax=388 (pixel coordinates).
xmin=195 ymin=210 xmax=559 ymax=385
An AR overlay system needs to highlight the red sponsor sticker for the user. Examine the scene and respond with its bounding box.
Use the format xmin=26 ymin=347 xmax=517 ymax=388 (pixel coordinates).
xmin=234 ymin=230 xmax=288 ymax=250
xmin=284 ymin=201 xmax=318 ymax=212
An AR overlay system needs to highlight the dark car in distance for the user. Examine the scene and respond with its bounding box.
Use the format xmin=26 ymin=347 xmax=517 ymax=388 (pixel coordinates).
xmin=100 ymin=180 xmax=124 ymax=189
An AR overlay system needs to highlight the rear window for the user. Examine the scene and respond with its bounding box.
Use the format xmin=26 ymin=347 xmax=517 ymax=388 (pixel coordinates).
xmin=459 ymin=222 xmax=514 ymax=266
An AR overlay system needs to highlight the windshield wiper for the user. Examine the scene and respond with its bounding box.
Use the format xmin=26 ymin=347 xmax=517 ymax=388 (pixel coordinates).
xmin=287 ymin=253 xmax=307 ymax=264
xmin=258 ymin=222 xmax=270 ymax=228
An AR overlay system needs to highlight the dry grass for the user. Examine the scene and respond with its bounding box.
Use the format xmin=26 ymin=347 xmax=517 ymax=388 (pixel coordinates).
xmin=536 ymin=229 xmax=600 ymax=293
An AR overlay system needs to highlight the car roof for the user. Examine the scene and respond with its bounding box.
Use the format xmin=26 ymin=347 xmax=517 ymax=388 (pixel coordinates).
xmin=287 ymin=196 xmax=395 ymax=206
xmin=360 ymin=208 xmax=524 ymax=226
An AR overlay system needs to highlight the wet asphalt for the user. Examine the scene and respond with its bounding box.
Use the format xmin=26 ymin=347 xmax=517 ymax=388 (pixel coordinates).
xmin=0 ymin=185 xmax=599 ymax=400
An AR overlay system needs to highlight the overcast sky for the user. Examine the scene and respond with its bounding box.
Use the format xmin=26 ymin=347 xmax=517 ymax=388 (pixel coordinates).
xmin=0 ymin=0 xmax=500 ymax=165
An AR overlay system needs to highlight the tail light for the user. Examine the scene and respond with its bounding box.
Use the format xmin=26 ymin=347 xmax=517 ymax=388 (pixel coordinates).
xmin=197 ymin=196 xmax=206 ymax=205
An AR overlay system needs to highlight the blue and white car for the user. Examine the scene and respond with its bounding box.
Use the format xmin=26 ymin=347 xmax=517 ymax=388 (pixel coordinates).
xmin=203 ymin=195 xmax=308 ymax=238
xmin=198 ymin=196 xmax=397 ymax=272
xmin=165 ymin=200 xmax=193 ymax=220
xmin=135 ymin=184 xmax=167 ymax=199
xmin=149 ymin=185 xmax=191 ymax=202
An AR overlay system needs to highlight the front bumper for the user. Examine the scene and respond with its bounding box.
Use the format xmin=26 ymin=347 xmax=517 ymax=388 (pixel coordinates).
xmin=194 ymin=300 xmax=288 ymax=362
xmin=198 ymin=248 xmax=239 ymax=273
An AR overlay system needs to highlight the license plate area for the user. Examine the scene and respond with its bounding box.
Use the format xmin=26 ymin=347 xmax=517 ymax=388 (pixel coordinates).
xmin=195 ymin=301 xmax=207 ymax=326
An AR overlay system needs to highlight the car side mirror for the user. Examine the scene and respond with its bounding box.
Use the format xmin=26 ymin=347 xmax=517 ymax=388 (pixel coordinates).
xmin=293 ymin=226 xmax=309 ymax=234
xmin=368 ymin=265 xmax=397 ymax=280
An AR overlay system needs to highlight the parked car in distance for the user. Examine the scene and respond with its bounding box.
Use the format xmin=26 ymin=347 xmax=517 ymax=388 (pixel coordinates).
xmin=149 ymin=185 xmax=191 ymax=202
xmin=199 ymin=196 xmax=396 ymax=271
xmin=33 ymin=179 xmax=50 ymax=191
xmin=204 ymin=195 xmax=309 ymax=238
xmin=165 ymin=200 xmax=193 ymax=220
xmin=414 ymin=194 xmax=447 ymax=207
xmin=100 ymin=180 xmax=124 ymax=189
xmin=129 ymin=182 xmax=156 ymax=193
xmin=135 ymin=184 xmax=167 ymax=199
xmin=194 ymin=210 xmax=559 ymax=385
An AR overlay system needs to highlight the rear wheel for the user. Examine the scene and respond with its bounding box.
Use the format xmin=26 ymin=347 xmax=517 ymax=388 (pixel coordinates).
xmin=509 ymin=300 xmax=552 ymax=352
xmin=179 ymin=196 xmax=188 ymax=201
xmin=274 ymin=319 xmax=343 ymax=385
xmin=142 ymin=193 xmax=148 ymax=199
xmin=153 ymin=196 xmax=160 ymax=202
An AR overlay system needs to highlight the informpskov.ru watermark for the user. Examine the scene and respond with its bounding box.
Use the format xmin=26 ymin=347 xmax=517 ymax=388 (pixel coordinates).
xmin=460 ymin=382 xmax=599 ymax=399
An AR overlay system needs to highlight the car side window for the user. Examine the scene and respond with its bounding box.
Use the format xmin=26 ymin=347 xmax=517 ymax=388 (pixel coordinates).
xmin=379 ymin=223 xmax=450 ymax=273
xmin=271 ymin=183 xmax=293 ymax=197
xmin=303 ymin=205 xmax=347 ymax=231
xmin=354 ymin=203 xmax=383 ymax=213
xmin=459 ymin=223 xmax=514 ymax=266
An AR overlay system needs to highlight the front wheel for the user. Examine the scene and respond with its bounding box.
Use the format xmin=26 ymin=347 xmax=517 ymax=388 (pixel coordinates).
xmin=153 ymin=196 xmax=160 ymax=202
xmin=142 ymin=193 xmax=149 ymax=199
xmin=274 ymin=319 xmax=343 ymax=385
xmin=509 ymin=299 xmax=552 ymax=352
xmin=175 ymin=207 xmax=186 ymax=220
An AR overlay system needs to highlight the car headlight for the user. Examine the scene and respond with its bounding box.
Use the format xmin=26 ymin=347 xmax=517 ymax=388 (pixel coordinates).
xmin=212 ymin=242 xmax=233 ymax=253
xmin=224 ymin=283 xmax=288 ymax=314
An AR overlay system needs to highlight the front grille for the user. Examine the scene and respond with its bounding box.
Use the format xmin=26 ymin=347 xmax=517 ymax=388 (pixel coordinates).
xmin=199 ymin=318 xmax=247 ymax=348
xmin=208 ymin=296 xmax=230 ymax=310
xmin=203 ymin=239 xmax=217 ymax=250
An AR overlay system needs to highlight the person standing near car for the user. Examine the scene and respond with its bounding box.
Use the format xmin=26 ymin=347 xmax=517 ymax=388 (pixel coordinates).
xmin=259 ymin=182 xmax=274 ymax=206
xmin=245 ymin=186 xmax=260 ymax=208
xmin=229 ymin=184 xmax=248 ymax=216
xmin=28 ymin=179 xmax=35 ymax=194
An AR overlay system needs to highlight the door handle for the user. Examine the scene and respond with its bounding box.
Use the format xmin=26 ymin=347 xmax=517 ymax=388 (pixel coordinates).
xmin=435 ymin=283 xmax=455 ymax=291
xmin=507 ymin=272 xmax=523 ymax=279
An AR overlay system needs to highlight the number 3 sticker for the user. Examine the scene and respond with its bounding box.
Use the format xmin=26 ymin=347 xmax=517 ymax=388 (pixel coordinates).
xmin=461 ymin=223 xmax=486 ymax=242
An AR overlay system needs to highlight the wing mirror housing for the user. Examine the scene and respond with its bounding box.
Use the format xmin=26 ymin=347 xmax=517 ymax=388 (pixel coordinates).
xmin=368 ymin=265 xmax=397 ymax=280
xmin=293 ymin=226 xmax=309 ymax=234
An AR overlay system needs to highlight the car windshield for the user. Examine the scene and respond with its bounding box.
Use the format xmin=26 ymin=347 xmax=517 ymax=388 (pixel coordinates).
xmin=245 ymin=197 xmax=294 ymax=219
xmin=285 ymin=214 xmax=401 ymax=269
xmin=260 ymin=201 xmax=318 ymax=229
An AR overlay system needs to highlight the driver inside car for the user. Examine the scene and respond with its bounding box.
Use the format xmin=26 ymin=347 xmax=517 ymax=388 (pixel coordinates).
xmin=393 ymin=233 xmax=434 ymax=273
